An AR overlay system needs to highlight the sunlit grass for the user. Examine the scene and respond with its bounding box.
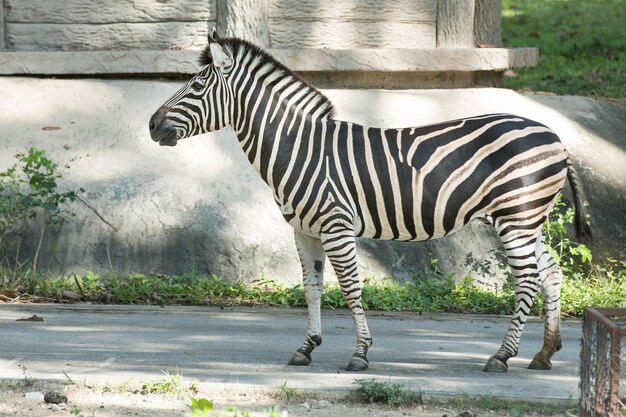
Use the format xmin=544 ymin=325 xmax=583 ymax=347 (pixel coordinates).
xmin=502 ymin=0 xmax=626 ymax=98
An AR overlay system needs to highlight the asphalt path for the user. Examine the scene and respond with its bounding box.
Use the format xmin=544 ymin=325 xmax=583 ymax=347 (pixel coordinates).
xmin=0 ymin=304 xmax=582 ymax=401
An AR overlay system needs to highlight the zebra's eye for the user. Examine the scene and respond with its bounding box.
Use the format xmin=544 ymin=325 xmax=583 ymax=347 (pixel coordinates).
xmin=191 ymin=78 xmax=206 ymax=91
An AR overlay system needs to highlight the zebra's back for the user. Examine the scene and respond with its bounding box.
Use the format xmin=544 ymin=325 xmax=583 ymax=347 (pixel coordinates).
xmin=320 ymin=113 xmax=568 ymax=242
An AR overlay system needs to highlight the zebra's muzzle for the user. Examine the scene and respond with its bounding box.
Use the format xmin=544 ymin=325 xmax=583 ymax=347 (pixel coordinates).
xmin=157 ymin=132 xmax=179 ymax=147
xmin=149 ymin=107 xmax=179 ymax=147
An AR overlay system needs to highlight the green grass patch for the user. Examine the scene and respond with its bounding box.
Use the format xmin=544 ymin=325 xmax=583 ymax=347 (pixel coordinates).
xmin=140 ymin=371 xmax=198 ymax=398
xmin=450 ymin=389 xmax=576 ymax=416
xmin=2 ymin=265 xmax=624 ymax=317
xmin=354 ymin=378 xmax=422 ymax=406
xmin=502 ymin=0 xmax=626 ymax=98
xmin=273 ymin=381 xmax=307 ymax=402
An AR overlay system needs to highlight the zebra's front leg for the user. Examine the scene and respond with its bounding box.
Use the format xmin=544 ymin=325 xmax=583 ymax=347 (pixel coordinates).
xmin=288 ymin=231 xmax=326 ymax=366
xmin=321 ymin=227 xmax=372 ymax=371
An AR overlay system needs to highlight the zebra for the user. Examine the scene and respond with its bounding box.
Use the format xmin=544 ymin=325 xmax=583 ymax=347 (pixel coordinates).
xmin=149 ymin=30 xmax=591 ymax=373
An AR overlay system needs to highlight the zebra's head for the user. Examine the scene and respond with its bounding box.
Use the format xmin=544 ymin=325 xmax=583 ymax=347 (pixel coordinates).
xmin=149 ymin=29 xmax=235 ymax=146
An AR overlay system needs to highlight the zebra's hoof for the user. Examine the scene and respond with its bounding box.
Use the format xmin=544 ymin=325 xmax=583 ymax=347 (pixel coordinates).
xmin=346 ymin=355 xmax=369 ymax=372
xmin=483 ymin=356 xmax=508 ymax=373
xmin=528 ymin=356 xmax=552 ymax=370
xmin=288 ymin=351 xmax=311 ymax=366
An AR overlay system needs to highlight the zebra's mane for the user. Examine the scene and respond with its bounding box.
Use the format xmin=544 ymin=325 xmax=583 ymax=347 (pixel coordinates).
xmin=199 ymin=37 xmax=337 ymax=120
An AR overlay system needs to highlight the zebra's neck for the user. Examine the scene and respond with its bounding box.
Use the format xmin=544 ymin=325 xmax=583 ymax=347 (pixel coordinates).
xmin=225 ymin=40 xmax=335 ymax=187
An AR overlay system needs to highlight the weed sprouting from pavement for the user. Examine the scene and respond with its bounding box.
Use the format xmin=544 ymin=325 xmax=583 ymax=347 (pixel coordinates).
xmin=274 ymin=381 xmax=305 ymax=402
xmin=354 ymin=378 xmax=422 ymax=406
xmin=140 ymin=370 xmax=198 ymax=398
xmin=17 ymin=363 xmax=35 ymax=388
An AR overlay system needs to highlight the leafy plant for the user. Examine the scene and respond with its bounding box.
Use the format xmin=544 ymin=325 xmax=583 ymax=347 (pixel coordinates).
xmin=539 ymin=194 xmax=626 ymax=315
xmin=185 ymin=397 xmax=214 ymax=417
xmin=0 ymin=148 xmax=84 ymax=274
xmin=0 ymin=148 xmax=82 ymax=234
xmin=542 ymin=195 xmax=593 ymax=279
xmin=354 ymin=378 xmax=422 ymax=406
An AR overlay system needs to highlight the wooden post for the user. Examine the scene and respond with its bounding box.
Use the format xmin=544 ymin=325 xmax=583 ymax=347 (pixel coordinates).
xmin=437 ymin=0 xmax=476 ymax=48
xmin=474 ymin=0 xmax=502 ymax=47
xmin=216 ymin=0 xmax=270 ymax=47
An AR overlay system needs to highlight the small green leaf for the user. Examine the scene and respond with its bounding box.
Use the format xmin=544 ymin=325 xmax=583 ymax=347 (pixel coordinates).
xmin=577 ymin=245 xmax=593 ymax=263
xmin=188 ymin=397 xmax=213 ymax=411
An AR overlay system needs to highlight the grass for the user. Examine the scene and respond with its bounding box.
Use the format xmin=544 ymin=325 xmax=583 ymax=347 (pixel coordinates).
xmin=354 ymin=380 xmax=577 ymax=415
xmin=140 ymin=371 xmax=198 ymax=398
xmin=274 ymin=381 xmax=306 ymax=402
xmin=354 ymin=379 xmax=422 ymax=406
xmin=2 ymin=265 xmax=624 ymax=317
xmin=0 ymin=260 xmax=623 ymax=317
xmin=450 ymin=389 xmax=577 ymax=416
xmin=501 ymin=0 xmax=626 ymax=98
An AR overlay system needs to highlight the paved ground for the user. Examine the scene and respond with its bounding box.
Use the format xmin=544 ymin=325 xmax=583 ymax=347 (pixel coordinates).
xmin=0 ymin=304 xmax=582 ymax=401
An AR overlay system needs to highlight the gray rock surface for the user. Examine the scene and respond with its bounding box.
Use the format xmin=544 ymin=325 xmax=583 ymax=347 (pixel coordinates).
xmin=0 ymin=78 xmax=623 ymax=285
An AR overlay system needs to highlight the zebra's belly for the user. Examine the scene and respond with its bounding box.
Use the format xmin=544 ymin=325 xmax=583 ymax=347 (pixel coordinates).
xmin=355 ymin=219 xmax=462 ymax=242
xmin=353 ymin=209 xmax=492 ymax=243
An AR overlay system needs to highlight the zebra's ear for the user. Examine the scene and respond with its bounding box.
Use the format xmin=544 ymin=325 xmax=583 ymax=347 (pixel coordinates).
xmin=209 ymin=42 xmax=233 ymax=69
xmin=208 ymin=27 xmax=221 ymax=44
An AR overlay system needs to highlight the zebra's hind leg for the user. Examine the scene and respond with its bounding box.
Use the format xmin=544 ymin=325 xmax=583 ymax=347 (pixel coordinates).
xmin=289 ymin=231 xmax=326 ymax=366
xmin=484 ymin=233 xmax=542 ymax=373
xmin=321 ymin=226 xmax=372 ymax=371
xmin=528 ymin=237 xmax=562 ymax=370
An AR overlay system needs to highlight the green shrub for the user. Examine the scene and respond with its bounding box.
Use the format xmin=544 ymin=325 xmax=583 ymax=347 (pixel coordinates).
xmin=0 ymin=148 xmax=83 ymax=237
xmin=542 ymin=195 xmax=593 ymax=279
xmin=0 ymin=148 xmax=84 ymax=276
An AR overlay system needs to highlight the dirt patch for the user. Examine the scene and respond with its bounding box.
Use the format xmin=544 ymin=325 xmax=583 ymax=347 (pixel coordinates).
xmin=0 ymin=379 xmax=572 ymax=417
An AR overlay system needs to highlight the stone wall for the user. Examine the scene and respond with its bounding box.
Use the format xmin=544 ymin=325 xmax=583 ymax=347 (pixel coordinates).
xmin=0 ymin=0 xmax=501 ymax=52
xmin=267 ymin=0 xmax=437 ymax=49
xmin=1 ymin=78 xmax=624 ymax=287
xmin=2 ymin=0 xmax=215 ymax=51
xmin=0 ymin=1 xmax=535 ymax=88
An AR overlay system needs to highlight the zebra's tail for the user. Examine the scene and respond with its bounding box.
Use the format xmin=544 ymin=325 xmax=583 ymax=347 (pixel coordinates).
xmin=566 ymin=157 xmax=592 ymax=243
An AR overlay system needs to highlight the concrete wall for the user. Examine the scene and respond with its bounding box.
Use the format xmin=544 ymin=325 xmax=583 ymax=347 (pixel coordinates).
xmin=1 ymin=78 xmax=624 ymax=286
xmin=0 ymin=0 xmax=494 ymax=51
xmin=0 ymin=1 xmax=533 ymax=89
xmin=2 ymin=0 xmax=216 ymax=51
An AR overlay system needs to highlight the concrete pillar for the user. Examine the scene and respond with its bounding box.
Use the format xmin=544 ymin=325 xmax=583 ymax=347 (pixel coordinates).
xmin=474 ymin=0 xmax=502 ymax=47
xmin=437 ymin=0 xmax=476 ymax=48
xmin=216 ymin=0 xmax=271 ymax=47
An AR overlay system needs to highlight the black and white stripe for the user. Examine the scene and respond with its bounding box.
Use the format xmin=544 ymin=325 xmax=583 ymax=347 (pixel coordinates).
xmin=149 ymin=31 xmax=591 ymax=373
